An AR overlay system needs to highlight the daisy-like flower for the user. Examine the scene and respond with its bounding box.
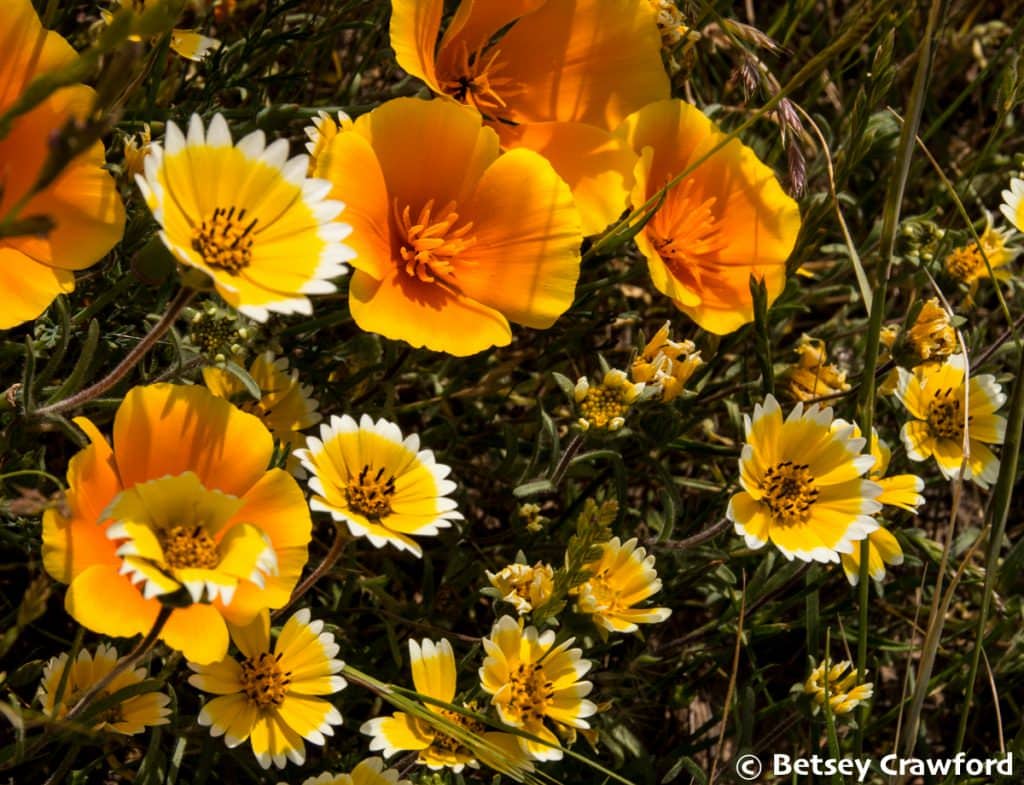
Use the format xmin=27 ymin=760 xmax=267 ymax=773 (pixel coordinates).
xmin=189 ymin=609 xmax=346 ymax=769
xmin=834 ymin=426 xmax=924 ymax=585
xmin=479 ymin=615 xmax=597 ymax=761
xmin=297 ymin=415 xmax=462 ymax=558
xmin=203 ymin=351 xmax=322 ymax=476
xmin=944 ymin=221 xmax=1017 ymax=297
xmin=389 ymin=0 xmax=668 ymax=235
xmin=905 ymin=298 xmax=956 ymax=362
xmin=314 ymin=97 xmax=583 ymax=355
xmin=363 ymin=638 xmax=527 ymax=773
xmin=38 ymin=644 xmax=170 ymax=734
xmin=802 ymin=659 xmax=873 ymax=716
xmin=293 ymin=758 xmax=411 ymax=785
xmin=0 ymin=0 xmax=125 ymax=329
xmin=726 ymin=395 xmax=882 ymax=563
xmin=896 ymin=354 xmax=1007 ymax=488
xmin=303 ymin=110 xmax=352 ymax=174
xmin=615 ymin=99 xmax=802 ymax=334
xmin=630 ymin=321 xmax=703 ymax=402
xmin=574 ymin=369 xmax=644 ymax=431
xmin=1001 ymin=176 xmax=1024 ymax=232
xmin=486 ymin=562 xmax=555 ymax=615
xmin=42 ymin=384 xmax=312 ymax=664
xmin=103 ymin=0 xmax=220 ymax=61
xmin=571 ymin=537 xmax=671 ymax=633
xmin=783 ymin=335 xmax=850 ymax=402
xmin=135 ymin=113 xmax=353 ymax=321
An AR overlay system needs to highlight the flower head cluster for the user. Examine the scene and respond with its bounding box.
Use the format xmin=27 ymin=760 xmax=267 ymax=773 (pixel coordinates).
xmin=574 ymin=369 xmax=645 ymax=431
xmin=572 ymin=537 xmax=671 ymax=633
xmin=487 ymin=562 xmax=555 ymax=615
xmin=38 ymin=644 xmax=170 ymax=734
xmin=189 ymin=609 xmax=346 ymax=769
xmin=630 ymin=321 xmax=703 ymax=402
xmin=801 ymin=659 xmax=874 ymax=716
xmin=944 ymin=222 xmax=1016 ymax=296
xmin=905 ymin=298 xmax=957 ymax=362
xmin=784 ymin=335 xmax=850 ymax=402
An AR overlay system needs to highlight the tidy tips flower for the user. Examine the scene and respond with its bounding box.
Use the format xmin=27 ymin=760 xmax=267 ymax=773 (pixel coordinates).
xmin=574 ymin=369 xmax=644 ymax=431
xmin=630 ymin=321 xmax=703 ymax=402
xmin=295 ymin=758 xmax=411 ymax=785
xmin=802 ymin=659 xmax=874 ymax=716
xmin=42 ymin=383 xmax=312 ymax=664
xmin=189 ymin=609 xmax=346 ymax=769
xmin=1001 ymin=176 xmax=1024 ymax=232
xmin=727 ymin=395 xmax=882 ymax=563
xmin=479 ymin=615 xmax=597 ymax=761
xmin=0 ymin=0 xmax=125 ymax=329
xmin=38 ymin=644 xmax=170 ymax=734
xmin=784 ymin=335 xmax=850 ymax=402
xmin=486 ymin=561 xmax=555 ymax=615
xmin=572 ymin=537 xmax=671 ymax=633
xmin=896 ymin=353 xmax=1006 ymax=488
xmin=135 ymin=113 xmax=353 ymax=321
xmin=298 ymin=414 xmax=462 ymax=557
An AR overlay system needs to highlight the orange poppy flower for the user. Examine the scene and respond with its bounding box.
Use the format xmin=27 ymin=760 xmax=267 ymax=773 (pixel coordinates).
xmin=0 ymin=0 xmax=125 ymax=329
xmin=389 ymin=0 xmax=669 ymax=235
xmin=42 ymin=384 xmax=312 ymax=664
xmin=314 ymin=97 xmax=583 ymax=356
xmin=616 ymin=100 xmax=801 ymax=334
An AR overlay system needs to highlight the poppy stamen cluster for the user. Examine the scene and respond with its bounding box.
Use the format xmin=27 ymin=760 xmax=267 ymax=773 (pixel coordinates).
xmin=395 ymin=199 xmax=475 ymax=284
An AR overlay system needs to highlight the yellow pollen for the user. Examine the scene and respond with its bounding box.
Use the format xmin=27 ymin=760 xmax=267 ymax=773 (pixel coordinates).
xmin=945 ymin=245 xmax=984 ymax=283
xmin=440 ymin=41 xmax=518 ymax=114
xmin=240 ymin=652 xmax=289 ymax=709
xmin=926 ymin=389 xmax=964 ymax=440
xmin=507 ymin=662 xmax=555 ymax=726
xmin=191 ymin=206 xmax=259 ymax=273
xmin=395 ymin=199 xmax=475 ymax=284
xmin=429 ymin=706 xmax=486 ymax=754
xmin=160 ymin=525 xmax=219 ymax=569
xmin=579 ymin=385 xmax=631 ymax=429
xmin=762 ymin=461 xmax=818 ymax=524
xmin=346 ymin=463 xmax=397 ymax=519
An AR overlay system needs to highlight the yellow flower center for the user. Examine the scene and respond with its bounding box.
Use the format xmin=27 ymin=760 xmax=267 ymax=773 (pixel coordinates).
xmin=192 ymin=206 xmax=259 ymax=273
xmin=240 ymin=652 xmax=290 ymax=709
xmin=762 ymin=461 xmax=819 ymax=524
xmin=944 ymin=245 xmax=983 ymax=283
xmin=507 ymin=662 xmax=555 ymax=726
xmin=160 ymin=525 xmax=219 ymax=569
xmin=395 ymin=199 xmax=476 ymax=284
xmin=579 ymin=385 xmax=631 ymax=429
xmin=440 ymin=41 xmax=517 ymax=114
xmin=580 ymin=569 xmax=620 ymax=612
xmin=926 ymin=390 xmax=963 ymax=440
xmin=428 ymin=706 xmax=486 ymax=755
xmin=346 ymin=463 xmax=397 ymax=519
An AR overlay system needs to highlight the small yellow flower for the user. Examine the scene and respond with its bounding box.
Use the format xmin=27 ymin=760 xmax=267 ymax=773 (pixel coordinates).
xmin=784 ymin=335 xmax=849 ymax=402
xmin=478 ymin=616 xmax=597 ymax=761
xmin=896 ymin=354 xmax=1006 ymax=488
xmin=38 ymin=644 xmax=170 ymax=734
xmin=105 ymin=1 xmax=221 ymax=61
xmin=1001 ymin=176 xmax=1024 ymax=232
xmin=572 ymin=537 xmax=671 ymax=633
xmin=123 ymin=124 xmax=152 ymax=177
xmin=297 ymin=415 xmax=462 ymax=557
xmin=631 ymin=321 xmax=703 ymax=402
xmin=944 ymin=222 xmax=1015 ymax=296
xmin=647 ymin=0 xmax=690 ymax=46
xmin=519 ymin=503 xmax=548 ymax=533
xmin=292 ymin=757 xmax=410 ymax=785
xmin=203 ymin=351 xmax=322 ymax=476
xmin=574 ymin=369 xmax=644 ymax=431
xmin=362 ymin=639 xmax=527 ymax=773
xmin=486 ymin=562 xmax=555 ymax=615
xmin=802 ymin=659 xmax=873 ymax=716
xmin=727 ymin=395 xmax=882 ymax=563
xmin=189 ymin=609 xmax=346 ymax=769
xmin=905 ymin=298 xmax=956 ymax=362
xmin=304 ymin=110 xmax=353 ymax=175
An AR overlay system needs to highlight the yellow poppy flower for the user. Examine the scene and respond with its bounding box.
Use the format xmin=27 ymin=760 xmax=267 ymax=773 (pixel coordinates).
xmin=1001 ymin=176 xmax=1024 ymax=232
xmin=896 ymin=354 xmax=1006 ymax=488
xmin=297 ymin=414 xmax=462 ymax=558
xmin=726 ymin=394 xmax=882 ymax=563
xmin=294 ymin=758 xmax=411 ymax=785
xmin=834 ymin=426 xmax=923 ymax=584
xmin=314 ymin=97 xmax=583 ymax=356
xmin=104 ymin=1 xmax=220 ymax=61
xmin=135 ymin=113 xmax=353 ymax=321
xmin=38 ymin=644 xmax=170 ymax=734
xmin=189 ymin=609 xmax=346 ymax=770
xmin=615 ymin=99 xmax=801 ymax=335
xmin=363 ymin=638 xmax=527 ymax=773
xmin=203 ymin=351 xmax=322 ymax=476
xmin=486 ymin=562 xmax=555 ymax=615
xmin=574 ymin=369 xmax=645 ymax=431
xmin=802 ymin=659 xmax=873 ymax=716
xmin=42 ymin=383 xmax=313 ymax=664
xmin=0 ymin=0 xmax=125 ymax=329
xmin=478 ymin=615 xmax=597 ymax=761
xmin=389 ymin=0 xmax=668 ymax=234
xmin=630 ymin=321 xmax=703 ymax=402
xmin=572 ymin=537 xmax=671 ymax=633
